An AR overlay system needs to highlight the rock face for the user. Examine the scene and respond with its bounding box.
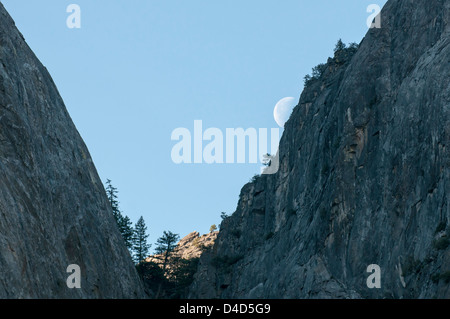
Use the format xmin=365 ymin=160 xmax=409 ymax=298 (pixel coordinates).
xmin=0 ymin=4 xmax=145 ymax=298
xmin=171 ymin=231 xmax=218 ymax=260
xmin=146 ymin=231 xmax=218 ymax=265
xmin=190 ymin=0 xmax=450 ymax=299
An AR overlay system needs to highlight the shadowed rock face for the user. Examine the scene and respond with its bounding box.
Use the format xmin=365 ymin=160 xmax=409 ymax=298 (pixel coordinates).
xmin=190 ymin=0 xmax=450 ymax=299
xmin=0 ymin=4 xmax=145 ymax=298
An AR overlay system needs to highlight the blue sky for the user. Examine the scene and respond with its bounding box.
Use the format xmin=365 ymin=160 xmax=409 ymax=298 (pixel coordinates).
xmin=2 ymin=0 xmax=387 ymax=250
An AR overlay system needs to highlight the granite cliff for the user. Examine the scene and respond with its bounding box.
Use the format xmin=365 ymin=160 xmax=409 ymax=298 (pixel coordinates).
xmin=146 ymin=231 xmax=218 ymax=266
xmin=190 ymin=0 xmax=450 ymax=298
xmin=0 ymin=3 xmax=145 ymax=298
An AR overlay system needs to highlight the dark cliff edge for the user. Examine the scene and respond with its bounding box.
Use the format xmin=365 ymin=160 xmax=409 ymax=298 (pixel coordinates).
xmin=0 ymin=3 xmax=146 ymax=298
xmin=190 ymin=0 xmax=450 ymax=298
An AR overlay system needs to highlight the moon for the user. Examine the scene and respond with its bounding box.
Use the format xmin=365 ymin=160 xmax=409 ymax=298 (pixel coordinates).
xmin=274 ymin=97 xmax=296 ymax=128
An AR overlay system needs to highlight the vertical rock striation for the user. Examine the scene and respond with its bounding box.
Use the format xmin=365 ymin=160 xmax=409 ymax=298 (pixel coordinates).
xmin=190 ymin=0 xmax=450 ymax=298
xmin=0 ymin=3 xmax=145 ymax=298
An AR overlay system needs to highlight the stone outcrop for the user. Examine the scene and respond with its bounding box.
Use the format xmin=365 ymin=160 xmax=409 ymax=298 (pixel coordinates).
xmin=190 ymin=0 xmax=450 ymax=299
xmin=146 ymin=231 xmax=218 ymax=265
xmin=0 ymin=3 xmax=145 ymax=298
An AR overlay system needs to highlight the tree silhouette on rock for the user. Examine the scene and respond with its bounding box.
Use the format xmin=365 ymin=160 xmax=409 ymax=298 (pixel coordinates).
xmin=154 ymin=231 xmax=180 ymax=298
xmin=133 ymin=216 xmax=151 ymax=264
xmin=105 ymin=179 xmax=134 ymax=254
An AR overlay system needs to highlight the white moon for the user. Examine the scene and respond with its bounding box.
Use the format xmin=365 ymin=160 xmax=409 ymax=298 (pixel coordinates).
xmin=274 ymin=97 xmax=296 ymax=128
